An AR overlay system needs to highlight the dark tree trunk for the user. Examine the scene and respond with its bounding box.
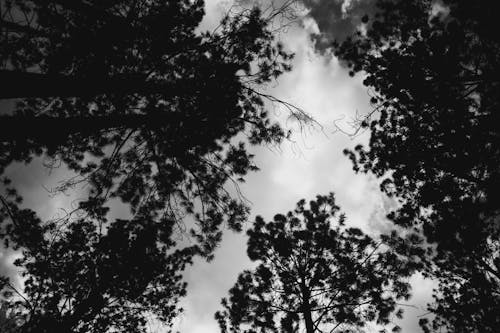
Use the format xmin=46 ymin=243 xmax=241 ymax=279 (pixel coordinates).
xmin=299 ymin=279 xmax=315 ymax=333
xmin=0 ymin=70 xmax=176 ymax=99
xmin=0 ymin=112 xmax=232 ymax=156
xmin=0 ymin=112 xmax=218 ymax=144
xmin=303 ymin=306 xmax=315 ymax=333
xmin=0 ymin=114 xmax=158 ymax=142
xmin=46 ymin=0 xmax=125 ymax=23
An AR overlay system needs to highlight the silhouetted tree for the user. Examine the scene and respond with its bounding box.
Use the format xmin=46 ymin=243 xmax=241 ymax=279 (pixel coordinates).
xmin=215 ymin=193 xmax=422 ymax=333
xmin=419 ymin=256 xmax=500 ymax=333
xmin=325 ymin=0 xmax=500 ymax=331
xmin=0 ymin=0 xmax=304 ymax=331
xmin=0 ymin=0 xmax=299 ymax=247
xmin=8 ymin=212 xmax=195 ymax=333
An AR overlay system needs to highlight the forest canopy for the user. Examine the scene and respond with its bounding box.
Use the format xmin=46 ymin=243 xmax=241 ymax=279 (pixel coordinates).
xmin=0 ymin=0 xmax=304 ymax=331
xmin=0 ymin=0 xmax=498 ymax=332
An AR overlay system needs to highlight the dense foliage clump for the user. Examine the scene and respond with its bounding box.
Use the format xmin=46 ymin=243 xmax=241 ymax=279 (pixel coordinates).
xmin=328 ymin=0 xmax=500 ymax=330
xmin=216 ymin=194 xmax=422 ymax=333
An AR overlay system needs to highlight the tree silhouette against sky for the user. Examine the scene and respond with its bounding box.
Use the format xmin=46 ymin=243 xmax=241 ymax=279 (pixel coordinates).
xmin=216 ymin=193 xmax=422 ymax=333
xmin=0 ymin=0 xmax=305 ymax=331
xmin=1 ymin=0 xmax=498 ymax=331
xmin=320 ymin=0 xmax=500 ymax=331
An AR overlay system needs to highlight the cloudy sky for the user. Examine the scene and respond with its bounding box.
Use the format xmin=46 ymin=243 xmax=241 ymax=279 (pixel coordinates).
xmin=0 ymin=1 xmax=434 ymax=332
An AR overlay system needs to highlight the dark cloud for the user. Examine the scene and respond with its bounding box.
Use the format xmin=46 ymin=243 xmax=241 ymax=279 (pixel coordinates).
xmin=302 ymin=0 xmax=376 ymax=50
xmin=223 ymin=0 xmax=376 ymax=51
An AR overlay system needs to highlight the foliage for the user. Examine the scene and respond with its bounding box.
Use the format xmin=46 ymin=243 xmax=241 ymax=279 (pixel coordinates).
xmin=215 ymin=193 xmax=422 ymax=333
xmin=419 ymin=257 xmax=500 ymax=333
xmin=327 ymin=0 xmax=500 ymax=330
xmin=0 ymin=0 xmax=301 ymax=331
xmin=0 ymin=299 xmax=21 ymax=332
xmin=0 ymin=0 xmax=295 ymax=241
xmin=9 ymin=212 xmax=195 ymax=333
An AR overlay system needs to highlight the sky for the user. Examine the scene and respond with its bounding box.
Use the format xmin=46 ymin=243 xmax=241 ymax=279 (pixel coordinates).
xmin=0 ymin=0 xmax=434 ymax=332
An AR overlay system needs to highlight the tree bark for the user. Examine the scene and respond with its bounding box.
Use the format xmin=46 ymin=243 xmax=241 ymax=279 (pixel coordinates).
xmin=0 ymin=111 xmax=233 ymax=152
xmin=0 ymin=70 xmax=179 ymax=99
xmin=48 ymin=0 xmax=124 ymax=21
xmin=0 ymin=112 xmax=216 ymax=143
xmin=299 ymin=279 xmax=315 ymax=333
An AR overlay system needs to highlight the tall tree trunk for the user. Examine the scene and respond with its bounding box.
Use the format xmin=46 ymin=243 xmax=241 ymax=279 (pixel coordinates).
xmin=300 ymin=279 xmax=315 ymax=333
xmin=0 ymin=70 xmax=174 ymax=99
xmin=44 ymin=0 xmax=125 ymax=23
xmin=0 ymin=114 xmax=157 ymax=142
xmin=0 ymin=112 xmax=234 ymax=160
xmin=303 ymin=305 xmax=315 ymax=333
xmin=0 ymin=112 xmax=224 ymax=144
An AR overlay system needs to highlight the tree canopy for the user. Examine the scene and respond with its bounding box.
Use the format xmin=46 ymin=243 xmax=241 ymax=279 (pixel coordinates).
xmin=216 ymin=193 xmax=422 ymax=333
xmin=0 ymin=0 xmax=303 ymax=331
xmin=322 ymin=0 xmax=500 ymax=331
xmin=3 ymin=0 xmax=498 ymax=331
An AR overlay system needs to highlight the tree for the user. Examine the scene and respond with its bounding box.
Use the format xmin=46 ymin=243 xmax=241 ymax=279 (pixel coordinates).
xmin=215 ymin=193 xmax=422 ymax=333
xmin=0 ymin=0 xmax=300 ymax=246
xmin=7 ymin=212 xmax=196 ymax=333
xmin=310 ymin=0 xmax=500 ymax=330
xmin=419 ymin=258 xmax=500 ymax=333
xmin=0 ymin=0 xmax=305 ymax=330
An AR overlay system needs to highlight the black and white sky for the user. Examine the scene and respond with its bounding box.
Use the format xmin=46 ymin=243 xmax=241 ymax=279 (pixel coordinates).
xmin=0 ymin=0 xmax=436 ymax=332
